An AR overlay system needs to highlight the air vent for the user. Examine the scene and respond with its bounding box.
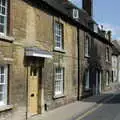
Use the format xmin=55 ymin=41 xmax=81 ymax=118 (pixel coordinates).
xmin=73 ymin=9 xmax=79 ymax=19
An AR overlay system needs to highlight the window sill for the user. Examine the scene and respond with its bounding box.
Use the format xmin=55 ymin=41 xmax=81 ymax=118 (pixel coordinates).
xmin=106 ymin=60 xmax=111 ymax=63
xmin=0 ymin=105 xmax=13 ymax=112
xmin=0 ymin=35 xmax=15 ymax=42
xmin=53 ymin=94 xmax=65 ymax=99
xmin=85 ymin=55 xmax=90 ymax=58
xmin=53 ymin=48 xmax=66 ymax=53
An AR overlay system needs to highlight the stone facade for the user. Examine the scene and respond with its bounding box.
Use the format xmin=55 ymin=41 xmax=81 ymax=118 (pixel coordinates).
xmin=79 ymin=30 xmax=112 ymax=98
xmin=3 ymin=0 xmax=78 ymax=119
xmin=0 ymin=0 xmax=112 ymax=120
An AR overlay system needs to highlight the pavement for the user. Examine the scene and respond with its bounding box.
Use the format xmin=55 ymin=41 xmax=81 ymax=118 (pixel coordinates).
xmin=28 ymin=82 xmax=120 ymax=120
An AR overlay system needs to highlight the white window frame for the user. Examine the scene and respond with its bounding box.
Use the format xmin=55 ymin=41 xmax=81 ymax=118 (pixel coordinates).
xmin=54 ymin=22 xmax=63 ymax=50
xmin=106 ymin=71 xmax=109 ymax=86
xmin=0 ymin=65 xmax=8 ymax=106
xmin=54 ymin=67 xmax=64 ymax=96
xmin=73 ymin=8 xmax=79 ymax=19
xmin=0 ymin=0 xmax=8 ymax=35
xmin=85 ymin=36 xmax=89 ymax=57
xmin=85 ymin=69 xmax=89 ymax=89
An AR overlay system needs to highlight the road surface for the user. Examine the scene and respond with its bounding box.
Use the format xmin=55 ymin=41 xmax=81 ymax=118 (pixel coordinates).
xmin=76 ymin=93 xmax=120 ymax=120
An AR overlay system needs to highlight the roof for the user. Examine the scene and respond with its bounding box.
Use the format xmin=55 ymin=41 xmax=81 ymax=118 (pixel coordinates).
xmin=29 ymin=0 xmax=113 ymax=46
xmin=42 ymin=0 xmax=93 ymax=27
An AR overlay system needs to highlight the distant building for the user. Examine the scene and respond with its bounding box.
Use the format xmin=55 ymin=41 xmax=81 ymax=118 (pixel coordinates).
xmin=112 ymin=40 xmax=120 ymax=83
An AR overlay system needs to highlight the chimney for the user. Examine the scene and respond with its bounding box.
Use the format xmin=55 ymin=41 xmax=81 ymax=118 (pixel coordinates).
xmin=82 ymin=0 xmax=93 ymax=16
xmin=107 ymin=30 xmax=112 ymax=41
xmin=63 ymin=0 xmax=68 ymax=3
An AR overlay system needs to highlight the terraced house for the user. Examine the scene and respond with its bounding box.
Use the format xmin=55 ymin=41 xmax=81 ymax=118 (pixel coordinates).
xmin=0 ymin=0 xmax=112 ymax=120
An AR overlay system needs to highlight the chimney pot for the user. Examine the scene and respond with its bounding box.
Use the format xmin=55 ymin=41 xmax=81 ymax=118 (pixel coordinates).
xmin=82 ymin=0 xmax=93 ymax=16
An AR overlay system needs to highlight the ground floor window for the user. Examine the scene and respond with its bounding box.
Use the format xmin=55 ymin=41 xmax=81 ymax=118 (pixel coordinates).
xmin=106 ymin=71 xmax=109 ymax=86
xmin=54 ymin=67 xmax=64 ymax=96
xmin=85 ymin=69 xmax=89 ymax=89
xmin=0 ymin=65 xmax=8 ymax=106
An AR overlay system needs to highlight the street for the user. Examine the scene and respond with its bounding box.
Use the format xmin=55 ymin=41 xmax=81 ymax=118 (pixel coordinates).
xmin=76 ymin=93 xmax=120 ymax=120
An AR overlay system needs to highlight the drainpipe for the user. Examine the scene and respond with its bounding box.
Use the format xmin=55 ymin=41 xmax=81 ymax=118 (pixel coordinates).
xmin=26 ymin=63 xmax=29 ymax=120
xmin=77 ymin=27 xmax=80 ymax=100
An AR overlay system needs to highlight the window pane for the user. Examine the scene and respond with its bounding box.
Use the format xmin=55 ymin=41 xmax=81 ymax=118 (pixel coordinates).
xmin=0 ymin=16 xmax=4 ymax=24
xmin=56 ymin=43 xmax=60 ymax=48
xmin=30 ymin=67 xmax=33 ymax=76
xmin=1 ymin=75 xmax=4 ymax=83
xmin=2 ymin=7 xmax=5 ymax=14
xmin=2 ymin=0 xmax=5 ymax=6
xmin=33 ymin=68 xmax=37 ymax=76
xmin=57 ymin=74 xmax=61 ymax=79
xmin=0 ymin=85 xmax=3 ymax=92
xmin=56 ymin=68 xmax=61 ymax=73
xmin=0 ymin=94 xmax=3 ymax=101
xmin=0 ymin=24 xmax=4 ymax=33
xmin=0 ymin=6 xmax=2 ymax=14
xmin=1 ymin=66 xmax=4 ymax=74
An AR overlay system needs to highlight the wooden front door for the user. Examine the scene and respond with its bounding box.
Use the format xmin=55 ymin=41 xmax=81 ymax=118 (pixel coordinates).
xmin=28 ymin=65 xmax=39 ymax=115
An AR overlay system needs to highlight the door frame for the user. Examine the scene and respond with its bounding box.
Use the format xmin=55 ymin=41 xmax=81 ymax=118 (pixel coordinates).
xmin=99 ymin=71 xmax=102 ymax=94
xmin=95 ymin=70 xmax=102 ymax=95
xmin=95 ymin=70 xmax=99 ymax=95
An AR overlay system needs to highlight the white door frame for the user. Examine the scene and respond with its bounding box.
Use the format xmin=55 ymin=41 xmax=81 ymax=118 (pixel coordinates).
xmin=96 ymin=70 xmax=99 ymax=95
xmin=99 ymin=71 xmax=102 ymax=94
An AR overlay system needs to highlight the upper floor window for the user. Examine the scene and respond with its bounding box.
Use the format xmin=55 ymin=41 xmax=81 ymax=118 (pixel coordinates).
xmin=85 ymin=36 xmax=90 ymax=57
xmin=106 ymin=47 xmax=109 ymax=62
xmin=0 ymin=0 xmax=7 ymax=35
xmin=54 ymin=22 xmax=63 ymax=50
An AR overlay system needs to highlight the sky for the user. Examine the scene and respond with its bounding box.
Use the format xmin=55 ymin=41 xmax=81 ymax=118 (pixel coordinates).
xmin=69 ymin=0 xmax=120 ymax=40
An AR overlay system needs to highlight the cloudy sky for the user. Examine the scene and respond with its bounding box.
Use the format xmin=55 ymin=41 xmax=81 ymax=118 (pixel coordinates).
xmin=69 ymin=0 xmax=120 ymax=40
